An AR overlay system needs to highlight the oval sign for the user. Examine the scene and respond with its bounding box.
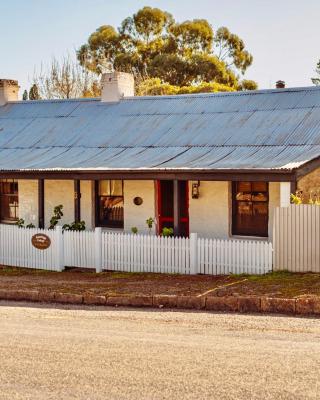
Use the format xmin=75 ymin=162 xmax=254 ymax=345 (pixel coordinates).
xmin=31 ymin=234 xmax=51 ymax=250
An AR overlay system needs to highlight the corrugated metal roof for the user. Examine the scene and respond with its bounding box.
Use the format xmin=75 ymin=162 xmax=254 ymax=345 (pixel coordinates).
xmin=0 ymin=86 xmax=320 ymax=171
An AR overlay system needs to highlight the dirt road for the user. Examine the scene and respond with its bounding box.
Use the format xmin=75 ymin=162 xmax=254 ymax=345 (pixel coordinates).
xmin=0 ymin=302 xmax=319 ymax=399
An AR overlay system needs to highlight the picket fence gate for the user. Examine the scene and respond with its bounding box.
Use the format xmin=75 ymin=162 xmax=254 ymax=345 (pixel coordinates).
xmin=0 ymin=224 xmax=273 ymax=275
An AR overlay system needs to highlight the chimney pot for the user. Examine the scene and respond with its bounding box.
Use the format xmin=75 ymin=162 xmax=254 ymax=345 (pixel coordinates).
xmin=276 ymin=80 xmax=285 ymax=89
xmin=101 ymin=72 xmax=134 ymax=102
xmin=0 ymin=79 xmax=19 ymax=106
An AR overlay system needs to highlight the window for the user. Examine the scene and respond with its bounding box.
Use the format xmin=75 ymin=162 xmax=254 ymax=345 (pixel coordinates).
xmin=232 ymin=181 xmax=268 ymax=237
xmin=96 ymin=180 xmax=124 ymax=228
xmin=0 ymin=179 xmax=19 ymax=223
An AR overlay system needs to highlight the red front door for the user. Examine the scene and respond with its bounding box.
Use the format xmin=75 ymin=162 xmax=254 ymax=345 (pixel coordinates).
xmin=157 ymin=180 xmax=189 ymax=237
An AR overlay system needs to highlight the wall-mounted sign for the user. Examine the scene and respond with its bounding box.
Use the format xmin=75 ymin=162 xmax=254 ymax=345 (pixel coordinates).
xmin=31 ymin=234 xmax=51 ymax=250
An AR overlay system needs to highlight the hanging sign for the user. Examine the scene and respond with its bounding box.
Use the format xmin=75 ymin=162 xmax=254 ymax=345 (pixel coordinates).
xmin=31 ymin=233 xmax=51 ymax=250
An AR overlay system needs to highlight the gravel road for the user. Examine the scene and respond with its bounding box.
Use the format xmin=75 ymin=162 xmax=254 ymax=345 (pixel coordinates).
xmin=0 ymin=302 xmax=320 ymax=400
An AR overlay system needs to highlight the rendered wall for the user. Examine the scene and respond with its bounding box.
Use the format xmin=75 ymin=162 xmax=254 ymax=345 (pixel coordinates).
xmin=80 ymin=180 xmax=93 ymax=230
xmin=18 ymin=179 xmax=39 ymax=226
xmin=124 ymin=180 xmax=156 ymax=234
xmin=268 ymin=182 xmax=280 ymax=239
xmin=44 ymin=180 xmax=74 ymax=227
xmin=189 ymin=181 xmax=230 ymax=239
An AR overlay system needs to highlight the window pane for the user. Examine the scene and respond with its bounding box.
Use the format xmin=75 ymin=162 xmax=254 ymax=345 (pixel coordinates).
xmin=233 ymin=181 xmax=268 ymax=237
xmin=110 ymin=180 xmax=123 ymax=196
xmin=252 ymin=182 xmax=267 ymax=192
xmin=99 ymin=180 xmax=110 ymax=196
xmin=238 ymin=182 xmax=251 ymax=192
xmin=99 ymin=196 xmax=124 ymax=228
xmin=0 ymin=180 xmax=19 ymax=222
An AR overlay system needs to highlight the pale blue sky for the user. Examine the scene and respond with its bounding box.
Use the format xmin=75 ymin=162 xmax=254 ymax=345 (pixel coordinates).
xmin=1 ymin=0 xmax=320 ymax=97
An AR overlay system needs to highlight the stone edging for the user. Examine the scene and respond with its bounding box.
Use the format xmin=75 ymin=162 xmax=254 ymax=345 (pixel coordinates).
xmin=0 ymin=289 xmax=319 ymax=316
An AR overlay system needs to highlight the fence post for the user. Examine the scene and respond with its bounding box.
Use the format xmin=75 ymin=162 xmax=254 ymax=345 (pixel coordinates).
xmin=95 ymin=227 xmax=102 ymax=273
xmin=56 ymin=226 xmax=64 ymax=272
xmin=190 ymin=232 xmax=198 ymax=275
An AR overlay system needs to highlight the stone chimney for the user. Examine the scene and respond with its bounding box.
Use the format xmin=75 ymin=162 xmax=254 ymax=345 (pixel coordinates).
xmin=101 ymin=72 xmax=134 ymax=102
xmin=0 ymin=79 xmax=19 ymax=106
xmin=276 ymin=80 xmax=285 ymax=89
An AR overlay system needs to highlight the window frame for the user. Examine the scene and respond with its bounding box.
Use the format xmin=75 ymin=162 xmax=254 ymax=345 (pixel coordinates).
xmin=232 ymin=181 xmax=269 ymax=238
xmin=0 ymin=179 xmax=19 ymax=223
xmin=95 ymin=180 xmax=124 ymax=229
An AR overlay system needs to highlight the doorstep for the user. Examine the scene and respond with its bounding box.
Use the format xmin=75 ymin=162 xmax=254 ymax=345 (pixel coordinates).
xmin=0 ymin=289 xmax=319 ymax=316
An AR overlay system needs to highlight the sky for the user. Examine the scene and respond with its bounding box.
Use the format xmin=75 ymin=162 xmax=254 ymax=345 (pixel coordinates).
xmin=1 ymin=0 xmax=320 ymax=97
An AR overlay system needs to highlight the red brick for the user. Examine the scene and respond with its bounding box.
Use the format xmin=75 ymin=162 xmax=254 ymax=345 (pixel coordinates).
xmin=176 ymin=296 xmax=205 ymax=310
xmin=238 ymin=297 xmax=261 ymax=313
xmin=83 ymin=294 xmax=106 ymax=306
xmin=153 ymin=295 xmax=178 ymax=308
xmin=55 ymin=292 xmax=83 ymax=305
xmin=261 ymin=297 xmax=296 ymax=315
xmin=205 ymin=296 xmax=239 ymax=312
xmin=296 ymin=297 xmax=320 ymax=315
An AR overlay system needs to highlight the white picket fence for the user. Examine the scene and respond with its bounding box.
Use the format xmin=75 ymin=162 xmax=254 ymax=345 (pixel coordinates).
xmin=0 ymin=224 xmax=273 ymax=275
xmin=198 ymin=238 xmax=273 ymax=275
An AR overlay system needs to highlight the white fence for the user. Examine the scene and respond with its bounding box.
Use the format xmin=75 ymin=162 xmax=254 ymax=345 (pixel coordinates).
xmin=273 ymin=205 xmax=320 ymax=272
xmin=198 ymin=238 xmax=273 ymax=275
xmin=0 ymin=225 xmax=273 ymax=275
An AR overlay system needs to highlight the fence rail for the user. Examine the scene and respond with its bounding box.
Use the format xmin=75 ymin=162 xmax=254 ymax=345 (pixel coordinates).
xmin=0 ymin=225 xmax=272 ymax=275
xmin=273 ymin=205 xmax=320 ymax=272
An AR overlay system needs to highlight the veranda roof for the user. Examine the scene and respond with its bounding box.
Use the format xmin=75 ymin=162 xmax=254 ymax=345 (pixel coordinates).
xmin=0 ymin=86 xmax=320 ymax=172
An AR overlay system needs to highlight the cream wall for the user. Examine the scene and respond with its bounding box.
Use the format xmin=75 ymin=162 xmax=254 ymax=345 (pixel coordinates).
xmin=124 ymin=180 xmax=156 ymax=234
xmin=268 ymin=182 xmax=280 ymax=239
xmin=16 ymin=179 xmax=280 ymax=238
xmin=18 ymin=179 xmax=39 ymax=226
xmin=44 ymin=180 xmax=74 ymax=227
xmin=80 ymin=180 xmax=93 ymax=230
xmin=189 ymin=181 xmax=280 ymax=240
xmin=189 ymin=181 xmax=230 ymax=239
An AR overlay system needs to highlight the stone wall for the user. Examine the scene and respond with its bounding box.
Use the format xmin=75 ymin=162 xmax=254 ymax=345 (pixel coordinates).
xmin=297 ymin=167 xmax=320 ymax=203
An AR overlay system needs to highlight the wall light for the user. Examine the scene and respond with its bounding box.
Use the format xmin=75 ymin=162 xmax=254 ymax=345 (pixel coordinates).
xmin=192 ymin=181 xmax=200 ymax=199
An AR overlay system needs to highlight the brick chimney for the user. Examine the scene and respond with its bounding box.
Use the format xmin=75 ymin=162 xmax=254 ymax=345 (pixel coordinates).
xmin=101 ymin=72 xmax=134 ymax=102
xmin=276 ymin=80 xmax=285 ymax=89
xmin=0 ymin=79 xmax=19 ymax=106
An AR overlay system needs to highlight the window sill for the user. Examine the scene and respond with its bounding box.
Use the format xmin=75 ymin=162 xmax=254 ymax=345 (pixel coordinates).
xmin=231 ymin=234 xmax=269 ymax=241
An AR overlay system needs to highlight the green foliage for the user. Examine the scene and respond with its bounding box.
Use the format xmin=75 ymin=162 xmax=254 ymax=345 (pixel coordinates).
xmin=237 ymin=79 xmax=258 ymax=91
xmin=311 ymin=59 xmax=320 ymax=85
xmin=78 ymin=6 xmax=256 ymax=92
xmin=22 ymin=90 xmax=28 ymax=101
xmin=15 ymin=218 xmax=25 ymax=228
xmin=15 ymin=219 xmax=35 ymax=229
xmin=63 ymin=220 xmax=86 ymax=231
xmin=49 ymin=205 xmax=64 ymax=230
xmin=162 ymin=227 xmax=174 ymax=237
xmin=29 ymin=84 xmax=40 ymax=100
xmin=146 ymin=217 xmax=154 ymax=229
xmin=290 ymin=193 xmax=302 ymax=204
xmin=131 ymin=227 xmax=138 ymax=234
xmin=136 ymin=77 xmax=234 ymax=96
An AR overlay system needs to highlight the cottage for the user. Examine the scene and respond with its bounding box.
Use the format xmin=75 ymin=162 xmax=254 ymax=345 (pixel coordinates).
xmin=0 ymin=73 xmax=319 ymax=239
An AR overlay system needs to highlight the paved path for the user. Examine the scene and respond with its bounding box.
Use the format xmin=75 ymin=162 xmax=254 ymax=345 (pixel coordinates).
xmin=0 ymin=302 xmax=320 ymax=400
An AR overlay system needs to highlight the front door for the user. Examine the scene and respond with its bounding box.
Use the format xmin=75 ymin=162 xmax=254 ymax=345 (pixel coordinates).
xmin=157 ymin=180 xmax=189 ymax=237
